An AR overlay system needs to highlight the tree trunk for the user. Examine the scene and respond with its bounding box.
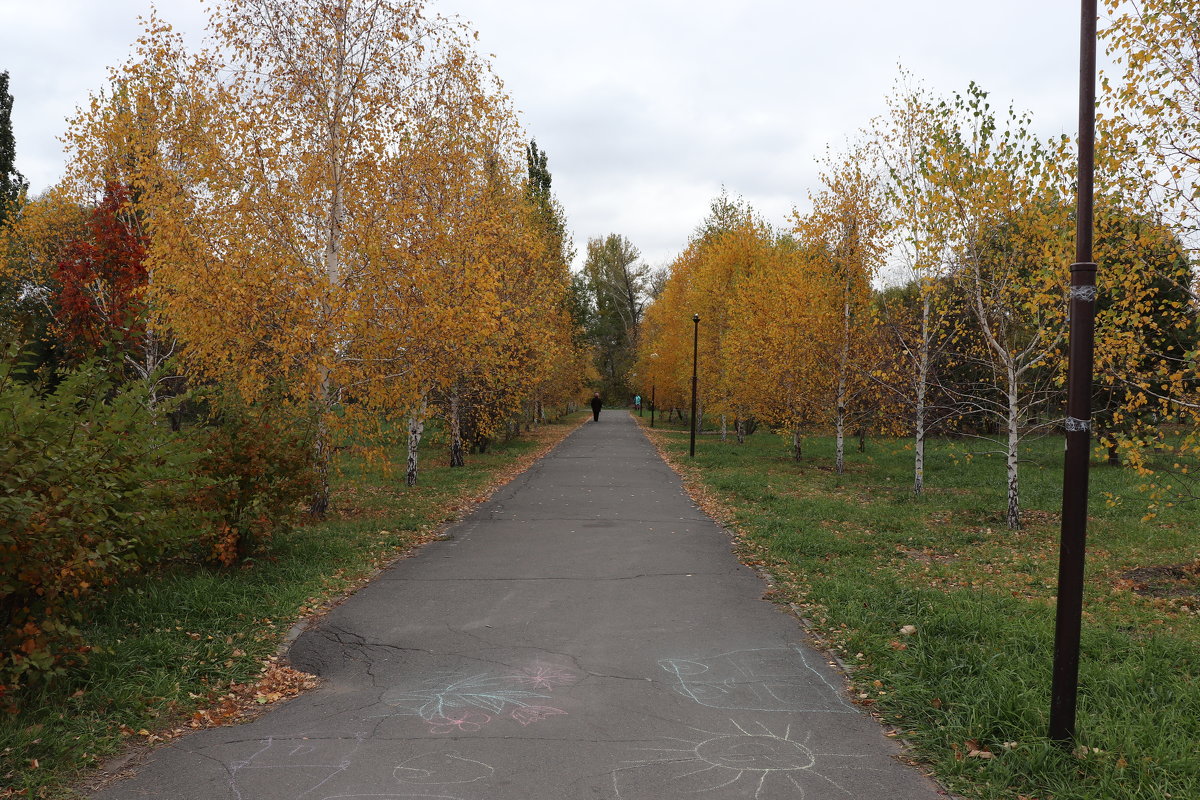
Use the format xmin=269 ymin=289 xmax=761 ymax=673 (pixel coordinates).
xmin=720 ymin=414 xmax=727 ymax=442
xmin=1005 ymin=370 xmax=1021 ymax=530
xmin=309 ymin=414 xmax=331 ymax=517
xmin=310 ymin=33 xmax=346 ymax=517
xmin=449 ymin=391 xmax=465 ymax=467
xmin=914 ymin=293 xmax=930 ymax=496
xmin=835 ymin=298 xmax=850 ymax=474
xmin=792 ymin=424 xmax=803 ymax=461
xmin=308 ymin=364 xmax=334 ymax=517
xmin=406 ymin=397 xmax=427 ymax=487
xmin=736 ymin=417 xmax=746 ymax=445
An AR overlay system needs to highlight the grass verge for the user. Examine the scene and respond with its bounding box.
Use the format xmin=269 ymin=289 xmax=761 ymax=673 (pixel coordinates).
xmin=0 ymin=412 xmax=587 ymax=799
xmin=642 ymin=421 xmax=1199 ymax=800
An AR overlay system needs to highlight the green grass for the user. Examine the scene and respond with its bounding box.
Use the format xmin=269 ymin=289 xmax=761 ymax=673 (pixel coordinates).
xmin=0 ymin=412 xmax=586 ymax=799
xmin=646 ymin=421 xmax=1200 ymax=800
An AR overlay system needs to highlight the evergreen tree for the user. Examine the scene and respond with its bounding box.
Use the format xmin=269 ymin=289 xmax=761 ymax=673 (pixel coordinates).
xmin=0 ymin=71 xmax=27 ymax=228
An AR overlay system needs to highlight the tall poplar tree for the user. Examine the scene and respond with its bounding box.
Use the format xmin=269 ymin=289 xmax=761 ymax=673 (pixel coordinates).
xmin=583 ymin=233 xmax=648 ymax=399
xmin=0 ymin=71 xmax=25 ymax=228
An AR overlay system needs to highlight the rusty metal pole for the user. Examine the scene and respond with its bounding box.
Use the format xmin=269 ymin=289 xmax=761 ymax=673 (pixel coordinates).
xmin=1050 ymin=0 xmax=1098 ymax=745
xmin=690 ymin=314 xmax=699 ymax=457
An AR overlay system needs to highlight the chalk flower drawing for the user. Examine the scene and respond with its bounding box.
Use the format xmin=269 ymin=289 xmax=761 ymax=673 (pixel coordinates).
xmin=380 ymin=662 xmax=574 ymax=733
xmin=426 ymin=709 xmax=493 ymax=735
xmin=512 ymin=662 xmax=576 ymax=690
xmin=611 ymin=720 xmax=880 ymax=799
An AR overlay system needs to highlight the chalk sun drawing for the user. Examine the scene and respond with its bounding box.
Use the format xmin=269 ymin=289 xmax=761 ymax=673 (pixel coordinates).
xmin=378 ymin=661 xmax=573 ymax=734
xmin=658 ymin=646 xmax=854 ymax=713
xmin=611 ymin=720 xmax=881 ymax=799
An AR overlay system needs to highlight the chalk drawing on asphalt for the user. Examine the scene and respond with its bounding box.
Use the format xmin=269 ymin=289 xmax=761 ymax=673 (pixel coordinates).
xmin=393 ymin=751 xmax=495 ymax=785
xmin=227 ymin=733 xmax=367 ymax=800
xmin=610 ymin=719 xmax=880 ymax=799
xmin=378 ymin=660 xmax=573 ymax=734
xmin=657 ymin=646 xmax=853 ymax=713
xmin=320 ymin=795 xmax=465 ymax=799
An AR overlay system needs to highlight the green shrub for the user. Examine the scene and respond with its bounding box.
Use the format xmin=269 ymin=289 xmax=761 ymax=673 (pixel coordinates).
xmin=192 ymin=390 xmax=317 ymax=566
xmin=0 ymin=355 xmax=203 ymax=701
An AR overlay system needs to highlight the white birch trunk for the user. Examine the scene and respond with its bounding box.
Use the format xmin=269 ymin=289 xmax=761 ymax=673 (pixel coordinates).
xmin=310 ymin=30 xmax=346 ymax=517
xmin=792 ymin=424 xmax=803 ymax=462
xmin=1006 ymin=368 xmax=1021 ymax=530
xmin=720 ymin=414 xmax=727 ymax=442
xmin=914 ymin=293 xmax=930 ymax=496
xmin=406 ymin=396 xmax=427 ymax=487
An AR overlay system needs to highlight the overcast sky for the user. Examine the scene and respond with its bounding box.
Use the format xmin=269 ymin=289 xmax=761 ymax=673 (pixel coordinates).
xmin=3 ymin=1 xmax=1109 ymax=269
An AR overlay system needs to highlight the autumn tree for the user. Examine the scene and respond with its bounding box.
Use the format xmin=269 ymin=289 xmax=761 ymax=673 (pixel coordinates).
xmin=923 ymin=84 xmax=1074 ymax=529
xmin=1091 ymin=201 xmax=1197 ymax=465
xmin=636 ymin=246 xmax=698 ymax=424
xmin=692 ymin=199 xmax=781 ymax=442
xmin=1102 ymin=0 xmax=1200 ymax=250
xmin=0 ymin=190 xmax=88 ymax=378
xmin=794 ymin=148 xmax=888 ymax=473
xmin=1098 ymin=0 xmax=1200 ymax=512
xmin=51 ymin=183 xmax=162 ymax=375
xmin=871 ymin=78 xmax=967 ymax=493
xmin=66 ymin=1 xmax=522 ymax=514
xmin=721 ymin=232 xmax=841 ymax=457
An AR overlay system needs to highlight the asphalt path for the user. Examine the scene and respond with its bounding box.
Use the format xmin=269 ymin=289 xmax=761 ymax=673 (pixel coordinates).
xmin=94 ymin=411 xmax=951 ymax=799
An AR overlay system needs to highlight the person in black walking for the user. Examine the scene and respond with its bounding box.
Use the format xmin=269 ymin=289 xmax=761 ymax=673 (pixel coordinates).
xmin=590 ymin=392 xmax=603 ymax=422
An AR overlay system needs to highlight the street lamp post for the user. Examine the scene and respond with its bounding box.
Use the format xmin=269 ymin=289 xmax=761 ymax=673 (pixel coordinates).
xmin=1050 ymin=0 xmax=1098 ymax=745
xmin=690 ymin=314 xmax=699 ymax=458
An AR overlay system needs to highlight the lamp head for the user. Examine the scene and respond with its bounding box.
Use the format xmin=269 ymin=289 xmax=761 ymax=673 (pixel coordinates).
xmin=693 ymin=313 xmax=700 ymax=323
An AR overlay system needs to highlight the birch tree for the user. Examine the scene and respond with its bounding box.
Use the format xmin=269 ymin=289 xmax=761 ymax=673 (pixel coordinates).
xmin=924 ymin=85 xmax=1074 ymax=529
xmin=873 ymin=79 xmax=964 ymax=494
xmin=1101 ymin=0 xmax=1200 ymax=249
xmin=794 ymin=147 xmax=887 ymax=473
xmin=91 ymin=1 xmax=510 ymax=513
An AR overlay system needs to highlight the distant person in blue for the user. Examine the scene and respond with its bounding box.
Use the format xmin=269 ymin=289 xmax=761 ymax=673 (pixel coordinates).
xmin=634 ymin=394 xmax=642 ymax=411
xmin=590 ymin=392 xmax=603 ymax=422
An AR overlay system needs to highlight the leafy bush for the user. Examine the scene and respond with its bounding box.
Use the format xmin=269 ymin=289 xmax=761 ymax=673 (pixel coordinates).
xmin=192 ymin=390 xmax=317 ymax=566
xmin=0 ymin=354 xmax=203 ymax=700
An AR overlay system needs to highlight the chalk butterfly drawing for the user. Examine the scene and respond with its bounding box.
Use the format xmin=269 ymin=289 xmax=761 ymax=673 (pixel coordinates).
xmin=380 ymin=662 xmax=573 ymax=733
